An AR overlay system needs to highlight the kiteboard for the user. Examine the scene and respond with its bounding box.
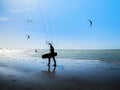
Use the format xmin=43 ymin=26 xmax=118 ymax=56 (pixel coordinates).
xmin=42 ymin=52 xmax=57 ymax=59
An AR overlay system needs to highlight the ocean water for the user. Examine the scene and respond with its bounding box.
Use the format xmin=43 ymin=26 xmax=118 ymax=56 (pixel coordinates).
xmin=0 ymin=49 xmax=120 ymax=63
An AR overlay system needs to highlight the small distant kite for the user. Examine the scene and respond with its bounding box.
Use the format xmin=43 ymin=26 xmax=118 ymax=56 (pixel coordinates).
xmin=27 ymin=19 xmax=33 ymax=23
xmin=26 ymin=35 xmax=30 ymax=39
xmin=87 ymin=19 xmax=93 ymax=27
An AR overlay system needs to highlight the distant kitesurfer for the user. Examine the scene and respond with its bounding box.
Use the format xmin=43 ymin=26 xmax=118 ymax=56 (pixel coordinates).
xmin=35 ymin=49 xmax=37 ymax=53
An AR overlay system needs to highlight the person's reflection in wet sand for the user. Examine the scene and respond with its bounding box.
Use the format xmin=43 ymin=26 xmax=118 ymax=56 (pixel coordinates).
xmin=41 ymin=65 xmax=56 ymax=75
xmin=48 ymin=65 xmax=56 ymax=74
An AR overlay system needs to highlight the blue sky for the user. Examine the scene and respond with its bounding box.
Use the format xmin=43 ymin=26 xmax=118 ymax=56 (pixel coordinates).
xmin=0 ymin=0 xmax=120 ymax=49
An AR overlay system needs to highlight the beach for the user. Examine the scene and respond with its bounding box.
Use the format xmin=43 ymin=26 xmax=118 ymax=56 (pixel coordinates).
xmin=1 ymin=0 xmax=120 ymax=89
xmin=0 ymin=55 xmax=120 ymax=90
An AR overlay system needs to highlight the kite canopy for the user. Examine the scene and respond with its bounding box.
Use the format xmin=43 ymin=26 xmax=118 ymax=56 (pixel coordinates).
xmin=87 ymin=19 xmax=93 ymax=27
xmin=26 ymin=35 xmax=30 ymax=39
xmin=27 ymin=19 xmax=33 ymax=23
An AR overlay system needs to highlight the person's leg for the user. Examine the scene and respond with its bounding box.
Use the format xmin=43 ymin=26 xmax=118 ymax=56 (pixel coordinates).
xmin=48 ymin=65 xmax=50 ymax=73
xmin=53 ymin=66 xmax=56 ymax=73
xmin=48 ymin=58 xmax=50 ymax=65
xmin=53 ymin=57 xmax=56 ymax=66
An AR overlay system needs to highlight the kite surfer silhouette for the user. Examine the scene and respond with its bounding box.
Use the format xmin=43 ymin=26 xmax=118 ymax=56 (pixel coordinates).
xmin=42 ymin=42 xmax=57 ymax=67
xmin=47 ymin=42 xmax=57 ymax=66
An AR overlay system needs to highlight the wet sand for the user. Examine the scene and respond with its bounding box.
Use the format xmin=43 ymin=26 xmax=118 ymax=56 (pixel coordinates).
xmin=0 ymin=57 xmax=120 ymax=90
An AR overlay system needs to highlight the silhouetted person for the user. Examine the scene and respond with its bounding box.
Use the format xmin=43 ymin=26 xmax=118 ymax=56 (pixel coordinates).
xmin=47 ymin=43 xmax=56 ymax=66
xmin=35 ymin=49 xmax=37 ymax=53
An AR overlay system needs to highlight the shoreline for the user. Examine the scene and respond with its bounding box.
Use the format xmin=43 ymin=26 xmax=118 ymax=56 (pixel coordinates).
xmin=0 ymin=58 xmax=120 ymax=90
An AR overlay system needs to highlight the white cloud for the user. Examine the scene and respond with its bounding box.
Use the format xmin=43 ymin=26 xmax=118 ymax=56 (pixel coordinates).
xmin=8 ymin=8 xmax=35 ymax=14
xmin=5 ymin=0 xmax=37 ymax=14
xmin=0 ymin=16 xmax=10 ymax=22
